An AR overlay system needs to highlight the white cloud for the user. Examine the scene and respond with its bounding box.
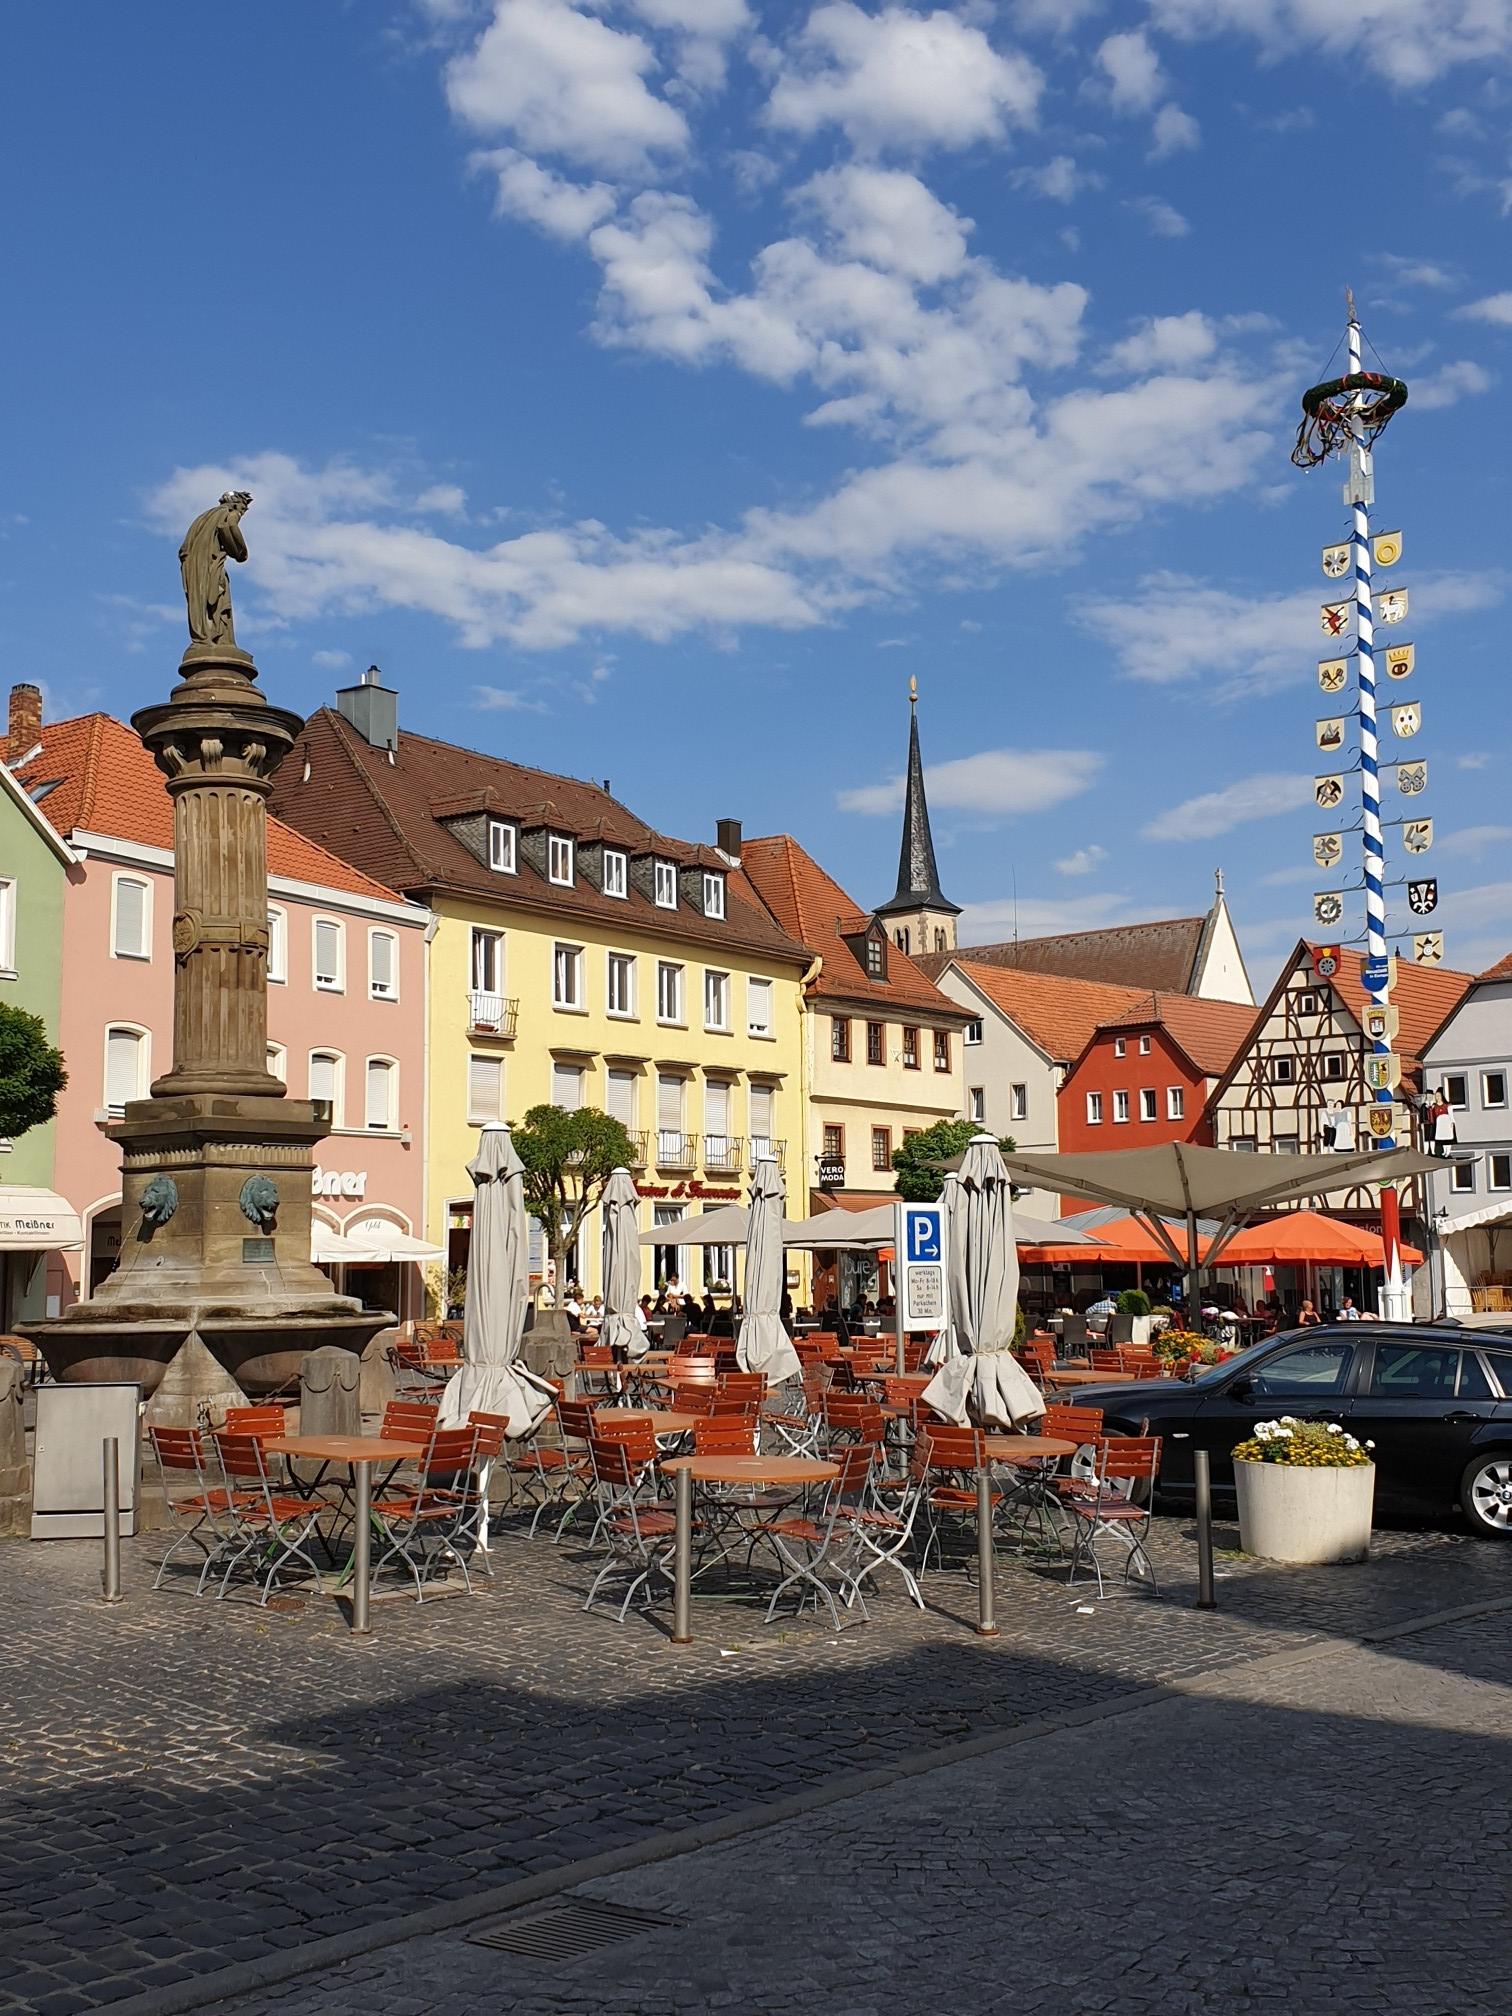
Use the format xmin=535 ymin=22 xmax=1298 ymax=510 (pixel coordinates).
xmin=1459 ymin=752 xmax=1492 ymax=770
xmin=1411 ymin=359 xmax=1492 ymax=410
xmin=624 ymin=0 xmax=751 ymax=90
xmin=1097 ymin=29 xmax=1164 ymax=111
xmin=471 ymin=146 xmax=618 ymax=240
xmin=1441 ymin=824 xmax=1512 ymax=857
xmin=414 ymin=482 xmax=469 ymax=516
xmin=1457 ymin=291 xmax=1512 ymax=327
xmin=1013 ymin=154 xmax=1101 ymax=203
xmin=766 ymin=3 xmax=1042 ymax=152
xmin=1104 ymin=311 xmax=1216 ymax=375
xmin=1150 ymin=101 xmax=1200 ymax=156
xmin=473 ymin=685 xmax=548 ymax=711
xmin=959 ymin=891 xmax=1150 ymax=939
xmin=1143 ymin=772 xmax=1313 ymax=842
xmin=311 ymin=648 xmax=352 ymax=670
xmin=1378 ymin=253 xmax=1458 ymax=290
xmin=445 ymin=0 xmax=688 ymax=173
xmin=1126 ymin=195 xmax=1189 ymax=237
xmin=1056 ymin=843 xmax=1108 ymax=876
xmin=798 ymin=165 xmax=972 ymax=285
xmin=1148 ymin=0 xmax=1512 ymax=86
xmin=839 ymin=747 xmax=1103 ymax=817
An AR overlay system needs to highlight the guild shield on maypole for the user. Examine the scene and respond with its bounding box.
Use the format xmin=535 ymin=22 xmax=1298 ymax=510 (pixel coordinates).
xmin=1292 ymin=294 xmax=1421 ymax=1320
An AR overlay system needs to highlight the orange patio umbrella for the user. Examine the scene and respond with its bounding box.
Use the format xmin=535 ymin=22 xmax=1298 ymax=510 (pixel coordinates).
xmin=1021 ymin=1214 xmax=1210 ymax=1267
xmin=1215 ymin=1209 xmax=1422 ymax=1268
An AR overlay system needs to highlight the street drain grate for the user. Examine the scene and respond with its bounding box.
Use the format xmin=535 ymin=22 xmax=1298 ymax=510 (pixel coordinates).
xmin=468 ymin=1897 xmax=680 ymax=1962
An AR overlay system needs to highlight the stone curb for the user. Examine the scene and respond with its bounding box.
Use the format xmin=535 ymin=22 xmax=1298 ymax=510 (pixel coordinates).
xmin=94 ymin=1590 xmax=1512 ymax=2016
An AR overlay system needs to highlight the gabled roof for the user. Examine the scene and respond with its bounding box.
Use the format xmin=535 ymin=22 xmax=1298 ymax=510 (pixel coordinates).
xmin=0 ymin=756 xmax=76 ymax=866
xmin=1478 ymin=951 xmax=1512 ymax=982
xmin=923 ymin=914 xmax=1208 ymax=994
xmin=268 ymin=708 xmax=809 ymax=966
xmin=945 ymin=959 xmax=1147 ymax=1063
xmin=1095 ymin=992 xmax=1260 ymax=1080
xmin=742 ymin=833 xmax=966 ymax=1017
xmin=13 ymin=713 xmax=402 ymax=903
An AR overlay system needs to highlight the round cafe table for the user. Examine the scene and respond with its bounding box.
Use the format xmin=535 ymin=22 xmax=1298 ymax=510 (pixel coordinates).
xmin=1043 ymin=1368 xmax=1137 ymax=1387
xmin=600 ymin=1409 xmax=698 ymax=1438
xmin=267 ymin=1435 xmax=423 ymax=1636
xmin=661 ymin=1454 xmax=839 ymax=1644
xmin=984 ymin=1435 xmax=1077 ymax=1464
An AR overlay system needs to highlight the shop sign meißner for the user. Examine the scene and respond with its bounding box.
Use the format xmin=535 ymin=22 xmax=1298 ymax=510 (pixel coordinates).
xmin=311 ymin=1168 xmax=367 ymax=1200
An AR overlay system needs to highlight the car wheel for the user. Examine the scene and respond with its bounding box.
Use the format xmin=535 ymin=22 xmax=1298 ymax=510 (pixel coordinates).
xmin=1459 ymin=1453 xmax=1512 ymax=1538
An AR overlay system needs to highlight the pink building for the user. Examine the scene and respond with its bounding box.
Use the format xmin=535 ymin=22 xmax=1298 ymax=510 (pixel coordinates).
xmin=13 ymin=706 xmax=435 ymax=1320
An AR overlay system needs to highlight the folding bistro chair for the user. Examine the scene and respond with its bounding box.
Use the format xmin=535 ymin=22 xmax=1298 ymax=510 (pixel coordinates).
xmin=1063 ymin=1436 xmax=1162 ymax=1598
xmin=1059 ymin=1313 xmax=1090 ymax=1359
xmin=751 ymin=1443 xmax=877 ymax=1629
xmin=221 ymin=1404 xmax=289 ymax=1438
xmin=916 ymin=1426 xmax=1000 ymax=1574
xmin=510 ymin=1396 xmax=597 ymax=1539
xmin=581 ymin=1432 xmax=678 ymax=1621
xmin=462 ymin=1412 xmax=510 ymax=1565
xmin=209 ymin=1431 xmax=328 ymax=1605
xmin=148 ymin=1426 xmax=252 ymax=1594
xmin=839 ymin=1436 xmax=926 ymax=1613
xmin=764 ymin=1365 xmax=830 ymax=1456
xmin=370 ymin=1425 xmax=482 ymax=1600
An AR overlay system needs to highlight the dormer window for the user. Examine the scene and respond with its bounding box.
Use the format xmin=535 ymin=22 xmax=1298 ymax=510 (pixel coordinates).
xmin=603 ymin=849 xmax=627 ymax=899
xmin=654 ymin=860 xmax=677 ymax=909
xmin=548 ymin=834 xmax=574 ymax=886
xmin=864 ymin=935 xmax=885 ymax=980
xmin=702 ymin=872 xmax=726 ymax=920
xmin=488 ymin=819 xmax=517 ymax=873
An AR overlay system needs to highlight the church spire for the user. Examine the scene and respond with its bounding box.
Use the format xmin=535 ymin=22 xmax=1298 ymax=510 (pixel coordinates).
xmin=873 ymin=678 xmax=960 ymax=954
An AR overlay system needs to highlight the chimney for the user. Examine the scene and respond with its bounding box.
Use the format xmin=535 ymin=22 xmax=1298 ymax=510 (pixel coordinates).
xmin=335 ymin=664 xmax=398 ymax=752
xmin=716 ymin=816 xmax=742 ymax=862
xmin=7 ymin=683 xmax=42 ymax=764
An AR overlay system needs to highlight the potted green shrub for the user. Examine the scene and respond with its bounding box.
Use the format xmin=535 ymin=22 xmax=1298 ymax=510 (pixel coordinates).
xmin=1232 ymin=1418 xmax=1375 ymax=1564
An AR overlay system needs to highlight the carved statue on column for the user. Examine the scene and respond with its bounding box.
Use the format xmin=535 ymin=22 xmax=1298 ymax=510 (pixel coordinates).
xmin=179 ymin=491 xmax=252 ymax=649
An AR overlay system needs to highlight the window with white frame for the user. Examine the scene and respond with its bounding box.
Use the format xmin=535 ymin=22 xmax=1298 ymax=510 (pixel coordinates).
xmin=104 ymin=1026 xmax=147 ymax=1115
xmin=1271 ymin=1056 xmax=1295 ymax=1084
xmin=606 ymin=1068 xmax=636 ymax=1128
xmin=470 ymin=926 xmax=503 ymax=996
xmin=1010 ymin=1083 xmax=1028 ymax=1121
xmin=551 ymin=1061 xmax=585 ymax=1111
xmin=1086 ymin=1091 xmax=1103 ymax=1124
xmin=1452 ymin=1159 xmax=1476 ymax=1193
xmin=266 ymin=906 xmax=287 ymax=984
xmin=704 ymin=968 xmax=730 ymax=1031
xmin=368 ymin=929 xmax=398 ymax=1000
xmin=657 ymin=960 xmax=684 ymax=1023
xmin=365 ymin=1057 xmax=397 ymax=1131
xmin=749 ymin=1082 xmax=775 ymax=1157
xmin=547 ymin=833 xmax=574 ymax=886
xmin=1167 ymin=1085 xmax=1185 ymax=1120
xmin=603 ymin=849 xmax=627 ymax=899
xmin=111 ymin=874 xmax=151 ymax=960
xmin=933 ymin=1030 xmax=950 ymax=1072
xmin=1114 ymin=1089 xmax=1130 ymax=1123
xmin=1113 ymin=1038 xmax=1126 ymax=1058
xmin=1138 ymin=1035 xmax=1151 ymax=1055
xmin=1323 ymin=1053 xmax=1345 ymax=1081
xmin=1298 ymin=991 xmax=1318 ymax=1014
xmin=313 ymin=917 xmax=345 ymax=992
xmin=266 ymin=1042 xmax=286 ymax=1083
xmin=1491 ymin=1154 xmax=1512 ymax=1191
xmin=1274 ymin=1132 xmax=1300 ymax=1153
xmin=702 ymin=871 xmax=726 ymax=919
xmin=552 ymin=941 xmax=584 ymax=1009
xmin=1231 ymin=1135 xmax=1258 ymax=1152
xmin=864 ymin=935 xmax=885 ymax=979
xmin=964 ymin=1018 xmax=983 ymax=1046
xmin=0 ymin=878 xmax=15 ymax=973
xmin=1139 ymin=1088 xmax=1157 ymax=1121
xmin=467 ymin=1054 xmax=503 ymax=1124
xmin=607 ymin=951 xmax=636 ymax=1017
xmin=309 ymin=1050 xmax=344 ymax=1126
xmin=488 ymin=818 xmax=517 ymax=873
xmin=1444 ymin=1073 xmax=1469 ymax=1110
xmin=653 ymin=859 xmax=677 ymax=908
xmin=969 ymin=1086 xmax=986 ymax=1123
xmin=747 ymin=977 xmax=773 ymax=1038
xmin=1484 ymin=1071 xmax=1508 ymax=1109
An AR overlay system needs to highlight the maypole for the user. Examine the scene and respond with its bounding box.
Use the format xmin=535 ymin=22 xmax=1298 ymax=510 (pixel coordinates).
xmin=1294 ymin=293 xmax=1417 ymax=1321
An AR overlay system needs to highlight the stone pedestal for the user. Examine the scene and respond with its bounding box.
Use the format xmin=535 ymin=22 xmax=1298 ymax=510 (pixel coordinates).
xmin=299 ymin=1346 xmax=361 ymax=1440
xmin=0 ymin=1361 xmax=30 ymax=1537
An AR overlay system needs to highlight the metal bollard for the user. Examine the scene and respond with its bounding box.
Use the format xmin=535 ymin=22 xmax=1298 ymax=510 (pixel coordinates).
xmin=672 ymin=1464 xmax=693 ymax=1645
xmin=975 ymin=1466 xmax=998 ymax=1637
xmin=1194 ymin=1446 xmax=1216 ymax=1611
xmin=101 ymin=1438 xmax=124 ymax=1604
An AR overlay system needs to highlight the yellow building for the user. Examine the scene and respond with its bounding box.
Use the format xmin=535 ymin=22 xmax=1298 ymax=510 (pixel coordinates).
xmin=269 ymin=671 xmax=812 ymax=1302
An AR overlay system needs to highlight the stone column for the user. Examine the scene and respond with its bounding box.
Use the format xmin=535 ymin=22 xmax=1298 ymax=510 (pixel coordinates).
xmin=134 ymin=645 xmax=300 ymax=1100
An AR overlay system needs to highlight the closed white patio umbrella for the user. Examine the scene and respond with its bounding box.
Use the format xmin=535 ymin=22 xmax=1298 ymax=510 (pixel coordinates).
xmin=440 ymin=1124 xmax=555 ymax=1436
xmin=922 ymin=1134 xmax=1043 ymax=1431
xmin=736 ymin=1157 xmax=800 ymax=1387
xmin=598 ymin=1166 xmax=644 ymax=1360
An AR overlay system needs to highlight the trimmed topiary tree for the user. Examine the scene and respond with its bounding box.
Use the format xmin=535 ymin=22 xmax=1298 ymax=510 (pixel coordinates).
xmin=0 ymin=1004 xmax=66 ymax=1141
xmin=1115 ymin=1287 xmax=1151 ymax=1317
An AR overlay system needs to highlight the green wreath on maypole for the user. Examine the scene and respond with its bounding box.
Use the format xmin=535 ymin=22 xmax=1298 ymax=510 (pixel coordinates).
xmin=1292 ymin=371 xmax=1409 ymax=468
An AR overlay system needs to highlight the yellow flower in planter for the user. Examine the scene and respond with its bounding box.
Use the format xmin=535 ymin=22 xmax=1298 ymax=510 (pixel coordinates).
xmin=1233 ymin=1418 xmax=1374 ymax=1467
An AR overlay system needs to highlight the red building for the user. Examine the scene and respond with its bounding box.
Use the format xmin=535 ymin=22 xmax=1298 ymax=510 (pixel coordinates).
xmin=1057 ymin=993 xmax=1258 ymax=1208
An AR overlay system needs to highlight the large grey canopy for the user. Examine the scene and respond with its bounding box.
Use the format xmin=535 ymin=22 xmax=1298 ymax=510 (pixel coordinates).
xmin=599 ymin=1166 xmax=644 ymax=1360
xmin=922 ymin=1135 xmax=1043 ymax=1430
xmin=440 ymin=1124 xmax=554 ymax=1435
xmin=736 ymin=1158 xmax=800 ymax=1386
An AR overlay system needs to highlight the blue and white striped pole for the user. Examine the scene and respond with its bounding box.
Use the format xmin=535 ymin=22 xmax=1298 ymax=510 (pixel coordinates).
xmin=1346 ymin=301 xmax=1407 ymax=1318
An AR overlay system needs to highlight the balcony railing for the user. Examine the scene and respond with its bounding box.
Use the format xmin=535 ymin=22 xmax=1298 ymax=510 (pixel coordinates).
xmin=467 ymin=991 xmax=519 ymax=1037
xmin=703 ymin=1135 xmax=744 ymax=1174
xmin=624 ymin=1129 xmax=650 ymax=1168
xmin=749 ymin=1137 xmax=786 ymax=1172
xmin=656 ymin=1130 xmax=699 ymax=1171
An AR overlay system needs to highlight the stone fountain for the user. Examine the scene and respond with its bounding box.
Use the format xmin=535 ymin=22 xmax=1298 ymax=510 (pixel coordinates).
xmin=27 ymin=496 xmax=390 ymax=1395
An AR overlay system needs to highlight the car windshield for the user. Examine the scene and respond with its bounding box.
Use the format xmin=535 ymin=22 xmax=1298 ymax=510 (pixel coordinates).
xmin=1189 ymin=1327 xmax=1309 ymax=1385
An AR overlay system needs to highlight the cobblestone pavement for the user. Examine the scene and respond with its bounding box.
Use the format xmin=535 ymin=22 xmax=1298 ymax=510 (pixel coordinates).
xmin=2 ymin=1506 xmax=1507 ymax=2014
xmin=228 ymin=1609 xmax=1512 ymax=2016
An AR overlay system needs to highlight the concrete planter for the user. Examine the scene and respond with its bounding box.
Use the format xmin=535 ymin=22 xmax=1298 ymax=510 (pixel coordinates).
xmin=1234 ymin=1458 xmax=1375 ymax=1565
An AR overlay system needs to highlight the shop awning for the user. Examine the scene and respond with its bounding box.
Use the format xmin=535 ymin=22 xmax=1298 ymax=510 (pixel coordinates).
xmin=311 ymin=1223 xmax=380 ymax=1265
xmin=1439 ymin=1200 xmax=1512 ymax=1238
xmin=0 ymin=1187 xmax=83 ymax=1253
xmin=342 ymin=1217 xmax=446 ymax=1264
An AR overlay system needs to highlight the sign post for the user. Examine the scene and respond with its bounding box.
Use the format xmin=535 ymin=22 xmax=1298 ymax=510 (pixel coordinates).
xmin=893 ymin=1200 xmax=947 ymax=1376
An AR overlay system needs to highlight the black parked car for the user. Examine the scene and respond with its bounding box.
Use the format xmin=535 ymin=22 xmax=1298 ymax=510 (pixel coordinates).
xmin=1069 ymin=1324 xmax=1512 ymax=1538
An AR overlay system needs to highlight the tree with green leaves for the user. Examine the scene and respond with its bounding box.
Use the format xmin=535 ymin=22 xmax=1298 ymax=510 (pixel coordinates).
xmin=512 ymin=1103 xmax=637 ymax=1295
xmin=0 ymin=1004 xmax=66 ymax=1141
xmin=890 ymin=1118 xmax=1017 ymax=1202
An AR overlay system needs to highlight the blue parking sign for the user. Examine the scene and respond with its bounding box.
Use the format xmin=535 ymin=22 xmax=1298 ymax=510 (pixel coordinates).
xmin=905 ymin=1206 xmax=942 ymax=1264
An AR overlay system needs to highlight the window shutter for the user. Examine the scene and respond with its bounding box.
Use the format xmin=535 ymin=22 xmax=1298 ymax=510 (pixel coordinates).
xmin=468 ymin=1056 xmax=501 ymax=1123
xmin=310 ymin=1053 xmax=337 ymax=1106
xmin=105 ymin=1028 xmax=141 ymax=1109
xmin=371 ymin=933 xmax=395 ymax=996
xmin=366 ymin=1060 xmax=392 ymax=1129
xmin=115 ymin=880 xmax=146 ymax=957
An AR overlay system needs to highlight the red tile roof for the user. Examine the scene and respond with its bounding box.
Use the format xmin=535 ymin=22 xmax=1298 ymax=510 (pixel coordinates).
xmin=1324 ymin=946 xmax=1474 ymax=1070
xmin=742 ymin=834 xmax=967 ymax=1017
xmin=267 ymin=709 xmax=810 ymax=966
xmin=1095 ymin=992 xmax=1260 ymax=1079
xmin=1478 ymin=951 xmax=1512 ymax=981
xmin=948 ymin=960 xmax=1147 ymax=1063
xmin=15 ymin=713 xmax=403 ymax=904
xmin=923 ymin=915 xmax=1208 ymax=994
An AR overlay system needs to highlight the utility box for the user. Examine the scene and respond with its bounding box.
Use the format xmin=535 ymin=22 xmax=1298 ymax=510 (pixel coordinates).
xmin=31 ymin=1383 xmax=141 ymax=1540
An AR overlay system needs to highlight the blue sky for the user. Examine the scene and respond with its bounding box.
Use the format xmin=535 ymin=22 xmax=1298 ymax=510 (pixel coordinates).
xmin=5 ymin=2 xmax=1512 ymax=975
